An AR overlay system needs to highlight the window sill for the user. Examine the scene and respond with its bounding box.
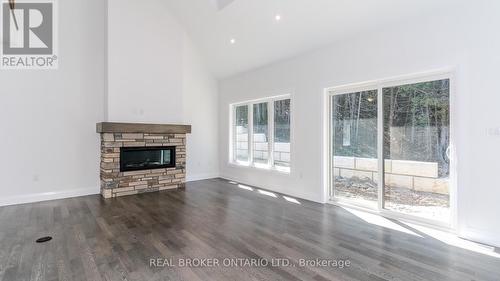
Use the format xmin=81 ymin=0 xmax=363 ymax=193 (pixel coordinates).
xmin=228 ymin=161 xmax=291 ymax=175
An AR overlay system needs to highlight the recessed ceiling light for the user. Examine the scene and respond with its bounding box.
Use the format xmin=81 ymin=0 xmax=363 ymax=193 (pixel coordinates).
xmin=230 ymin=38 xmax=236 ymax=44
xmin=275 ymin=14 xmax=281 ymax=21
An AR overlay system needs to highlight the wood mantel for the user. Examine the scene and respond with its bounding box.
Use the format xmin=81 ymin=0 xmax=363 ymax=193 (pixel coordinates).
xmin=96 ymin=122 xmax=191 ymax=134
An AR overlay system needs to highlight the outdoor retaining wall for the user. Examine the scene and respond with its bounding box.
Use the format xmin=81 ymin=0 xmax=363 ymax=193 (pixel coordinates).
xmin=235 ymin=131 xmax=447 ymax=195
xmin=235 ymin=132 xmax=290 ymax=164
xmin=333 ymin=156 xmax=449 ymax=195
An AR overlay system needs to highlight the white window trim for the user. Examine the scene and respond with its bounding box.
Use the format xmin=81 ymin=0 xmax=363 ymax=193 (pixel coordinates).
xmin=323 ymin=68 xmax=457 ymax=231
xmin=229 ymin=94 xmax=292 ymax=174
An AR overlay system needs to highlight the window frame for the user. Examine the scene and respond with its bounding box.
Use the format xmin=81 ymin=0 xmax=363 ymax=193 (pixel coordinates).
xmin=229 ymin=94 xmax=292 ymax=174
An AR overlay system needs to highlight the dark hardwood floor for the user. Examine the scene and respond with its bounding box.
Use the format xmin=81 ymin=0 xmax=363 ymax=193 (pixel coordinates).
xmin=0 ymin=178 xmax=499 ymax=281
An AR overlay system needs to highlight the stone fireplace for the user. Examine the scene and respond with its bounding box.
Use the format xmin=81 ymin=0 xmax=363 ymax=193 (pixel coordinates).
xmin=96 ymin=122 xmax=191 ymax=198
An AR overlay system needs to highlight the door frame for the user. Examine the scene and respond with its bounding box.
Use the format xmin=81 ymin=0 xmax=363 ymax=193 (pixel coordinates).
xmin=323 ymin=68 xmax=457 ymax=231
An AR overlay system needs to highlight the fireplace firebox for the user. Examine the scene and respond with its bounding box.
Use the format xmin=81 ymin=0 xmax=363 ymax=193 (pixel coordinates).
xmin=120 ymin=146 xmax=176 ymax=172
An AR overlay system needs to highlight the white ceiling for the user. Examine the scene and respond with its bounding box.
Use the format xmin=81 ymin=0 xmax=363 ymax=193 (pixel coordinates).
xmin=209 ymin=0 xmax=236 ymax=10
xmin=165 ymin=0 xmax=457 ymax=79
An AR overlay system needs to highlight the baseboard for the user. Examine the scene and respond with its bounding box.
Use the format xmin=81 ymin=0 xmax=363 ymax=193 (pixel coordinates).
xmin=186 ymin=173 xmax=219 ymax=182
xmin=0 ymin=175 xmax=221 ymax=207
xmin=0 ymin=187 xmax=99 ymax=207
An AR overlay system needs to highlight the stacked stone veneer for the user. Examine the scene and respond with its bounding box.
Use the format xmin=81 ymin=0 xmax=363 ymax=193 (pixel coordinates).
xmin=100 ymin=133 xmax=186 ymax=198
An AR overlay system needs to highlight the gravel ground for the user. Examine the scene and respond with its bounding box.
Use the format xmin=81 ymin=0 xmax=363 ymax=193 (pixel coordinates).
xmin=334 ymin=176 xmax=450 ymax=220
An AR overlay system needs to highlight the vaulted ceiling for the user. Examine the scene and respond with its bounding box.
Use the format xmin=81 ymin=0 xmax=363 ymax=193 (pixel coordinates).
xmin=165 ymin=0 xmax=458 ymax=79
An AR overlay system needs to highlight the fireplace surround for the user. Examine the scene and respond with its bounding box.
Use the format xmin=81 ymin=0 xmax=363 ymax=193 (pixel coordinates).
xmin=96 ymin=122 xmax=191 ymax=198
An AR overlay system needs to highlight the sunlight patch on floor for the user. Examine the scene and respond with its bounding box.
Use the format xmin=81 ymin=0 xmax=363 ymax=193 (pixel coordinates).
xmin=237 ymin=184 xmax=253 ymax=191
xmin=257 ymin=189 xmax=277 ymax=198
xmin=341 ymin=206 xmax=500 ymax=258
xmin=283 ymin=196 xmax=301 ymax=204
xmin=341 ymin=207 xmax=422 ymax=237
xmin=229 ymin=180 xmax=304 ymax=205
xmin=401 ymin=222 xmax=500 ymax=259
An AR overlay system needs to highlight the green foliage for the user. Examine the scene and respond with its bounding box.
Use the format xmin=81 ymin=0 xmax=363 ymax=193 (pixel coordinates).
xmin=332 ymin=79 xmax=450 ymax=177
xmin=235 ymin=105 xmax=248 ymax=127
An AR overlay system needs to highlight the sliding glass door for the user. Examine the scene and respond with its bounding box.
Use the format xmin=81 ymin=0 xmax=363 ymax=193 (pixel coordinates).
xmin=331 ymin=90 xmax=379 ymax=209
xmin=329 ymin=73 xmax=453 ymax=225
xmin=382 ymin=79 xmax=450 ymax=222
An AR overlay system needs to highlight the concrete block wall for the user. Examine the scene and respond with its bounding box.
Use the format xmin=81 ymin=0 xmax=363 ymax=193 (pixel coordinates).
xmin=235 ymin=130 xmax=447 ymax=194
xmin=333 ymin=156 xmax=448 ymax=195
xmin=235 ymin=132 xmax=290 ymax=164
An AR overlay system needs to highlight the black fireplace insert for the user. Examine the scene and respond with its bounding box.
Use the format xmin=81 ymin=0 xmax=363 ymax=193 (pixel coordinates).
xmin=120 ymin=146 xmax=176 ymax=172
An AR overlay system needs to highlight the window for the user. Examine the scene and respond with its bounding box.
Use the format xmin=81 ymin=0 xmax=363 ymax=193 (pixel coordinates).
xmin=331 ymin=90 xmax=378 ymax=209
xmin=273 ymin=99 xmax=291 ymax=168
xmin=234 ymin=105 xmax=249 ymax=162
xmin=253 ymin=103 xmax=269 ymax=165
xmin=382 ymin=79 xmax=450 ymax=222
xmin=231 ymin=96 xmax=291 ymax=172
xmin=328 ymin=72 xmax=453 ymax=226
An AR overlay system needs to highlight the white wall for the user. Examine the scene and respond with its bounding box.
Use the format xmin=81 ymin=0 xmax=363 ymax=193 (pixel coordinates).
xmin=219 ymin=3 xmax=500 ymax=247
xmin=0 ymin=0 xmax=219 ymax=206
xmin=108 ymin=0 xmax=219 ymax=181
xmin=107 ymin=0 xmax=184 ymax=123
xmin=0 ymin=0 xmax=106 ymax=205
xmin=182 ymin=34 xmax=219 ymax=180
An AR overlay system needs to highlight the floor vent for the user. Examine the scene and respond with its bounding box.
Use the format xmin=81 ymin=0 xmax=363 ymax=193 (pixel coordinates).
xmin=36 ymin=236 xmax=53 ymax=243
